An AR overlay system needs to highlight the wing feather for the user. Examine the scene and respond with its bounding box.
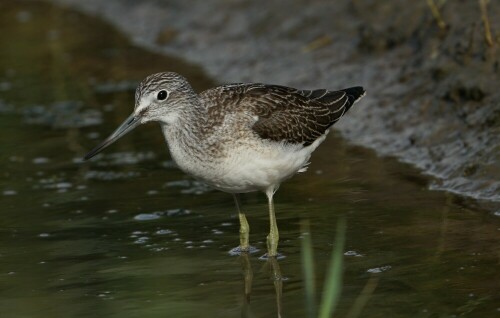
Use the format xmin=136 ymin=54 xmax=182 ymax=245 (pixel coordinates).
xmin=200 ymin=84 xmax=365 ymax=146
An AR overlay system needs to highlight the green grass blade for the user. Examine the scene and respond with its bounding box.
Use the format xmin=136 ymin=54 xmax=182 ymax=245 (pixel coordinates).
xmin=318 ymin=218 xmax=346 ymax=318
xmin=300 ymin=220 xmax=317 ymax=318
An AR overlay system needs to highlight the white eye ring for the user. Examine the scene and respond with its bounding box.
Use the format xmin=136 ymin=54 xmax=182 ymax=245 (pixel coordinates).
xmin=157 ymin=90 xmax=169 ymax=101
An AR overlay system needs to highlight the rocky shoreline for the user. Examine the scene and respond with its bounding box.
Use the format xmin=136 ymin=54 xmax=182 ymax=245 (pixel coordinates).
xmin=48 ymin=0 xmax=499 ymax=208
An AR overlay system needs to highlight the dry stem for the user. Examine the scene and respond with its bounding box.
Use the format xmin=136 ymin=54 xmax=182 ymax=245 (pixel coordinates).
xmin=427 ymin=0 xmax=447 ymax=30
xmin=479 ymin=0 xmax=495 ymax=47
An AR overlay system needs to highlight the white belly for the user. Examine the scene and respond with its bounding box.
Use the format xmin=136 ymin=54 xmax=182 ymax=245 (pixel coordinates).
xmin=165 ymin=128 xmax=327 ymax=193
xmin=208 ymin=141 xmax=315 ymax=193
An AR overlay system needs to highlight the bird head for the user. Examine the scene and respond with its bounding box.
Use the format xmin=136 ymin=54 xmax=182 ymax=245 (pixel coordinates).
xmin=84 ymin=72 xmax=193 ymax=160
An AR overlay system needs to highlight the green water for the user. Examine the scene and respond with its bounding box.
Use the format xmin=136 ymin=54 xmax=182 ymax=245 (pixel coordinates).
xmin=0 ymin=1 xmax=498 ymax=317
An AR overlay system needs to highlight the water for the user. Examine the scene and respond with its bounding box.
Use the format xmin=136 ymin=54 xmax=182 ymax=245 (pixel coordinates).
xmin=0 ymin=1 xmax=499 ymax=317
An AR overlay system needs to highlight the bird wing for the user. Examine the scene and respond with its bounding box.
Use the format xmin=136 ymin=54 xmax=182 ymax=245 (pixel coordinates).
xmin=200 ymin=84 xmax=365 ymax=146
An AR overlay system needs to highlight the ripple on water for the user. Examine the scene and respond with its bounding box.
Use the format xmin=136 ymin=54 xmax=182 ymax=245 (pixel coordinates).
xmin=134 ymin=209 xmax=190 ymax=221
xmin=164 ymin=179 xmax=212 ymax=195
xmin=3 ymin=190 xmax=17 ymax=196
xmin=9 ymin=156 xmax=23 ymax=163
xmin=367 ymin=265 xmax=392 ymax=273
xmin=155 ymin=229 xmax=173 ymax=235
xmin=48 ymin=182 xmax=72 ymax=190
xmin=166 ymin=208 xmax=191 ymax=217
xmin=150 ymin=247 xmax=169 ymax=252
xmin=94 ymin=151 xmax=156 ymax=166
xmin=161 ymin=160 xmax=177 ymax=169
xmin=33 ymin=178 xmax=76 ymax=193
xmin=23 ymin=101 xmax=102 ymax=128
xmin=228 ymin=246 xmax=260 ymax=256
xmin=84 ymin=170 xmax=140 ymax=181
xmin=32 ymin=157 xmax=50 ymax=164
xmin=133 ymin=236 xmax=150 ymax=244
xmin=344 ymin=250 xmax=363 ymax=257
xmin=134 ymin=213 xmax=162 ymax=221
xmin=130 ymin=231 xmax=147 ymax=237
xmin=86 ymin=132 xmax=100 ymax=139
xmin=72 ymin=158 xmax=84 ymax=164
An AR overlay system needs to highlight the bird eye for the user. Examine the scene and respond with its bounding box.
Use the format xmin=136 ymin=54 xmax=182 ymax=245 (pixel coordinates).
xmin=157 ymin=90 xmax=168 ymax=100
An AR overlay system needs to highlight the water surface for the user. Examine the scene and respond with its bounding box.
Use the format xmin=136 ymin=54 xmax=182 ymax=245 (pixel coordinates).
xmin=0 ymin=1 xmax=498 ymax=317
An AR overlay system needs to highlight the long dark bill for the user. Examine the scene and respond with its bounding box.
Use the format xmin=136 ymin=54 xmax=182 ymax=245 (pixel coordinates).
xmin=84 ymin=113 xmax=141 ymax=160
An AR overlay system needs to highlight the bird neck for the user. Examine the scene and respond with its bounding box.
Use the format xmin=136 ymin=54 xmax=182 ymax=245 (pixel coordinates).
xmin=160 ymin=106 xmax=209 ymax=171
xmin=160 ymin=95 xmax=207 ymax=149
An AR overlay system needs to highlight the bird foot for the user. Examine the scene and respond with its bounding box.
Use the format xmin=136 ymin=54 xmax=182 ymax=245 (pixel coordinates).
xmin=228 ymin=245 xmax=259 ymax=256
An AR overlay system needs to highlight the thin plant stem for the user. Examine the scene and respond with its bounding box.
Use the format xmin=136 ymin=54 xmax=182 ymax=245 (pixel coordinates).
xmin=479 ymin=0 xmax=495 ymax=47
xmin=318 ymin=218 xmax=346 ymax=318
xmin=426 ymin=0 xmax=447 ymax=30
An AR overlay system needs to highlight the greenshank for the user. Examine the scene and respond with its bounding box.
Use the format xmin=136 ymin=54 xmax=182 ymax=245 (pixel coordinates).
xmin=85 ymin=72 xmax=365 ymax=257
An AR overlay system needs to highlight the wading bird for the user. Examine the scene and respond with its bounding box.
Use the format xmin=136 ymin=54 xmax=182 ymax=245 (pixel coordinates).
xmin=85 ymin=72 xmax=365 ymax=258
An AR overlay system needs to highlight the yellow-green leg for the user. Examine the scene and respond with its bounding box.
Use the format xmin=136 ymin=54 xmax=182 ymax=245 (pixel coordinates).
xmin=233 ymin=193 xmax=250 ymax=252
xmin=266 ymin=187 xmax=279 ymax=257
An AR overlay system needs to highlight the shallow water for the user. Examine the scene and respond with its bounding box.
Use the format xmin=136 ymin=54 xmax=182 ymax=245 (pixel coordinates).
xmin=0 ymin=1 xmax=499 ymax=317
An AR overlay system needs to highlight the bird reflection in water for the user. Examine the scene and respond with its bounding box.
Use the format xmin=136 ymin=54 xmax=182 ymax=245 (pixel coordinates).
xmin=239 ymin=254 xmax=283 ymax=318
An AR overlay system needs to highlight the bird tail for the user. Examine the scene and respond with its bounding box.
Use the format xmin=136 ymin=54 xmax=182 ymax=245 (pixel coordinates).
xmin=341 ymin=86 xmax=366 ymax=112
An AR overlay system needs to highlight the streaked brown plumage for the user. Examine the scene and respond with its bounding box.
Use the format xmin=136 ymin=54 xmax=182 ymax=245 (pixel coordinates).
xmin=200 ymin=83 xmax=364 ymax=147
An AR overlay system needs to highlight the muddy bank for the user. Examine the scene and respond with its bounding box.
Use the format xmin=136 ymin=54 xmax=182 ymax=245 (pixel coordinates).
xmin=48 ymin=0 xmax=499 ymax=206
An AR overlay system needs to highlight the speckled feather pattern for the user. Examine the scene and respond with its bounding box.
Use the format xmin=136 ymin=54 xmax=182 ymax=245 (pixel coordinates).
xmin=200 ymin=83 xmax=365 ymax=146
xmin=136 ymin=72 xmax=365 ymax=193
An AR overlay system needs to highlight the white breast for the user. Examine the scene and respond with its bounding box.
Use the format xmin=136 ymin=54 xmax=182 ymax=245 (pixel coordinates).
xmin=162 ymin=124 xmax=328 ymax=193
